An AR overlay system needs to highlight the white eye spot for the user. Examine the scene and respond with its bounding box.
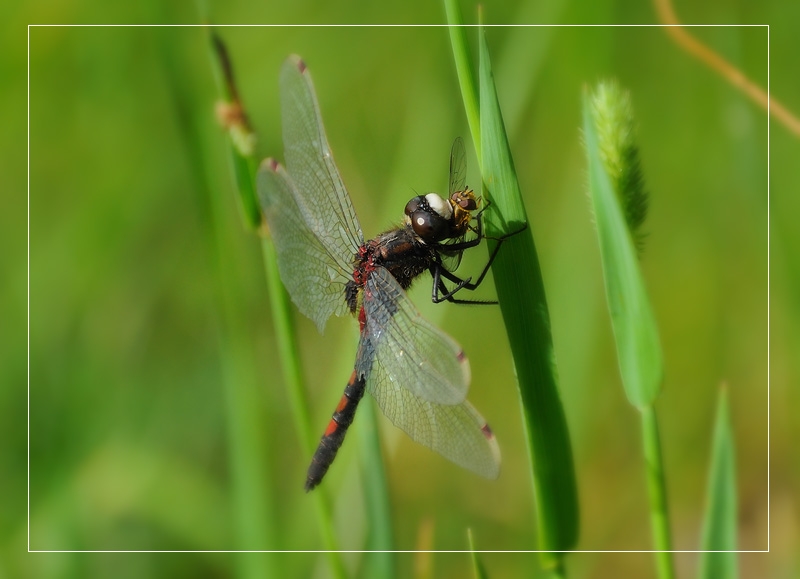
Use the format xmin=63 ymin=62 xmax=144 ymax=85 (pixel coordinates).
xmin=416 ymin=216 xmax=425 ymax=226
xmin=425 ymin=193 xmax=452 ymax=219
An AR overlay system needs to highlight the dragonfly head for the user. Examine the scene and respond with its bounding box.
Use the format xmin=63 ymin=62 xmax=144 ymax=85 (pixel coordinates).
xmin=404 ymin=193 xmax=454 ymax=243
xmin=405 ymin=189 xmax=480 ymax=243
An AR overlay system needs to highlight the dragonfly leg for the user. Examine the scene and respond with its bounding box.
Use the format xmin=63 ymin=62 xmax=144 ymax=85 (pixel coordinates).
xmin=430 ymin=262 xmax=497 ymax=305
xmin=433 ymin=273 xmax=498 ymax=305
xmin=429 ymin=217 xmax=528 ymax=304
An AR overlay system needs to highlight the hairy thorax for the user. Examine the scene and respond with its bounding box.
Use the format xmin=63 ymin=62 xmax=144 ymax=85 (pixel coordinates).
xmin=345 ymin=225 xmax=436 ymax=314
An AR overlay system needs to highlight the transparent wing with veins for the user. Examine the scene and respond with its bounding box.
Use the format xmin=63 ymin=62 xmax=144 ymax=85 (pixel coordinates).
xmin=356 ymin=266 xmax=469 ymax=405
xmin=356 ymin=267 xmax=500 ymax=479
xmin=258 ymin=159 xmax=352 ymax=332
xmin=280 ymin=55 xmax=363 ymax=275
xmin=258 ymin=55 xmax=364 ymax=332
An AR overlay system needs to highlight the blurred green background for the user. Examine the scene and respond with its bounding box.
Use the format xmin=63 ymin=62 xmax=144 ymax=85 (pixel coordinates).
xmin=6 ymin=0 xmax=796 ymax=576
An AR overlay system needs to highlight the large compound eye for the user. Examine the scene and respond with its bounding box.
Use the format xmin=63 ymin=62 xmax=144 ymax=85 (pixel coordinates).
xmin=405 ymin=194 xmax=450 ymax=241
xmin=410 ymin=209 xmax=448 ymax=241
xmin=404 ymin=196 xmax=424 ymax=217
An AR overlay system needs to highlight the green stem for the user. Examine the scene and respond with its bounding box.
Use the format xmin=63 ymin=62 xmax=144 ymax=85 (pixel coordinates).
xmin=641 ymin=405 xmax=675 ymax=579
xmin=444 ymin=0 xmax=481 ymax=160
xmin=550 ymin=560 xmax=566 ymax=579
xmin=357 ymin=399 xmax=395 ymax=577
xmin=261 ymin=226 xmax=345 ymax=579
xmin=206 ymin=29 xmax=345 ymax=574
xmin=260 ymin=239 xmax=313 ymax=453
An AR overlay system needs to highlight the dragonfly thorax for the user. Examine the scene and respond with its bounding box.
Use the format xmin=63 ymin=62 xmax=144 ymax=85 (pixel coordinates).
xmin=359 ymin=228 xmax=436 ymax=290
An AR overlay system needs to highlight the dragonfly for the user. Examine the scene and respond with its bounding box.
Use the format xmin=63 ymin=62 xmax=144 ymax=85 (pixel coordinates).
xmin=258 ymin=56 xmax=509 ymax=491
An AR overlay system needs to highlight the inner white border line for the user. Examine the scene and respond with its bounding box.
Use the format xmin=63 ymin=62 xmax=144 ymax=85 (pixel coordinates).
xmin=26 ymin=23 xmax=768 ymax=27
xmin=30 ymin=549 xmax=767 ymax=553
xmin=27 ymin=22 xmax=771 ymax=555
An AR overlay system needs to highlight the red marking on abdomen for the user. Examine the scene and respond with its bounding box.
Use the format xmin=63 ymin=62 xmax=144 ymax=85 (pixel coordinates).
xmin=324 ymin=419 xmax=340 ymax=437
xmin=334 ymin=394 xmax=349 ymax=413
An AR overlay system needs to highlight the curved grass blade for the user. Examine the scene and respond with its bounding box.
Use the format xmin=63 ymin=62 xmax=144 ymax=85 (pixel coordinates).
xmin=584 ymin=84 xmax=674 ymax=579
xmin=444 ymin=0 xmax=480 ymax=160
xmin=467 ymin=528 xmax=489 ymax=579
xmin=583 ymin=85 xmax=662 ymax=408
xmin=445 ymin=10 xmax=580 ymax=565
xmin=478 ymin=27 xmax=579 ymax=566
xmin=698 ymin=387 xmax=738 ymax=579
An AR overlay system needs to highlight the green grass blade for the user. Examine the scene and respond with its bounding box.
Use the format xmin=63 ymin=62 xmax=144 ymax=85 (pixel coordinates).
xmin=467 ymin=528 xmax=489 ymax=579
xmin=358 ymin=399 xmax=395 ymax=577
xmin=476 ymin=25 xmax=579 ymax=565
xmin=584 ymin=84 xmax=674 ymax=579
xmin=444 ymin=0 xmax=480 ymax=160
xmin=698 ymin=387 xmax=738 ymax=579
xmin=260 ymin=239 xmax=346 ymax=576
xmin=583 ymin=86 xmax=662 ymax=408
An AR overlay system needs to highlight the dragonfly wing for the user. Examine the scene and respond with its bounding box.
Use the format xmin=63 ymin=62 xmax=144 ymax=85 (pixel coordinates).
xmin=358 ymin=267 xmax=469 ymax=405
xmin=360 ymin=268 xmax=500 ymax=478
xmin=280 ymin=55 xmax=363 ymax=275
xmin=258 ymin=159 xmax=352 ymax=332
xmin=368 ymin=374 xmax=500 ymax=479
xmin=448 ymin=136 xmax=467 ymax=195
xmin=357 ymin=273 xmax=500 ymax=478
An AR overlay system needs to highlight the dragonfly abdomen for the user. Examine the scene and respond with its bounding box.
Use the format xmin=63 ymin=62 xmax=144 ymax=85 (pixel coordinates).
xmin=305 ymin=370 xmax=367 ymax=491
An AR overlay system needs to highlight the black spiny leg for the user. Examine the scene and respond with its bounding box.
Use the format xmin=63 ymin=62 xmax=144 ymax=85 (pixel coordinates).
xmin=431 ymin=263 xmax=497 ymax=305
xmin=429 ymin=213 xmax=528 ymax=304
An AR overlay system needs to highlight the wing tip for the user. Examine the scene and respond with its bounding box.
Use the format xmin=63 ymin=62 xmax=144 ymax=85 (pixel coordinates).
xmin=287 ymin=54 xmax=307 ymax=74
xmin=481 ymin=422 xmax=502 ymax=480
xmin=457 ymin=349 xmax=472 ymax=386
xmin=260 ymin=157 xmax=281 ymax=173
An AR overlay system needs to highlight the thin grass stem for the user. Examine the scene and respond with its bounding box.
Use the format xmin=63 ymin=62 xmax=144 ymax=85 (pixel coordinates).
xmin=208 ymin=31 xmax=346 ymax=576
xmin=641 ymin=406 xmax=675 ymax=577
